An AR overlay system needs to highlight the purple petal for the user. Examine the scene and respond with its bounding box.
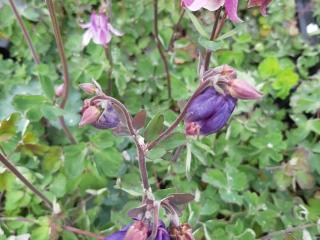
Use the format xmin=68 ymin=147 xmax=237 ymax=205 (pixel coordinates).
xmin=93 ymin=104 xmax=120 ymax=129
xmin=225 ymin=0 xmax=242 ymax=23
xmin=199 ymin=95 xmax=236 ymax=135
xmin=185 ymin=87 xmax=224 ymax=122
xmin=108 ymin=23 xmax=124 ymax=36
xmin=82 ymin=29 xmax=93 ymax=47
xmin=156 ymin=227 xmax=170 ymax=240
xmin=90 ymin=12 xmax=98 ymax=30
xmin=104 ymin=225 xmax=131 ymax=240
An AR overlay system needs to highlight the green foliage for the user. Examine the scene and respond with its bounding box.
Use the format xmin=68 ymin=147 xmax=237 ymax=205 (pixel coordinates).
xmin=1 ymin=0 xmax=320 ymax=239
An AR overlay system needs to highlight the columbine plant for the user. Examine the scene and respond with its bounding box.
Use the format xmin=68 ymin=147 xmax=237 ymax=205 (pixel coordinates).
xmin=77 ymin=1 xmax=268 ymax=239
xmin=2 ymin=0 xmax=272 ymax=239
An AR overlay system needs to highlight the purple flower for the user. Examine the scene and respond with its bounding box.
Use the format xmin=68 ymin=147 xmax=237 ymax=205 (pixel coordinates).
xmin=181 ymin=0 xmax=242 ymax=23
xmin=247 ymin=0 xmax=272 ymax=15
xmin=92 ymin=103 xmax=120 ymax=129
xmin=104 ymin=221 xmax=170 ymax=240
xmin=185 ymin=87 xmax=237 ymax=136
xmin=79 ymin=99 xmax=120 ymax=130
xmin=81 ymin=12 xmax=123 ymax=47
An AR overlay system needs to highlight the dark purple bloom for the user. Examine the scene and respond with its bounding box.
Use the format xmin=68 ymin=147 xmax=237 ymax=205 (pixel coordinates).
xmin=185 ymin=87 xmax=237 ymax=136
xmin=104 ymin=221 xmax=170 ymax=240
xmin=92 ymin=103 xmax=120 ymax=129
xmin=79 ymin=99 xmax=120 ymax=130
xmin=104 ymin=225 xmax=130 ymax=240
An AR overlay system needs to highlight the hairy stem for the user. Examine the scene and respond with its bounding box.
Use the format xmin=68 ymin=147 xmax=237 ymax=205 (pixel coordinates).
xmin=147 ymin=80 xmax=211 ymax=150
xmin=167 ymin=9 xmax=185 ymax=52
xmin=203 ymin=8 xmax=226 ymax=71
xmin=46 ymin=0 xmax=76 ymax=144
xmin=62 ymin=225 xmax=105 ymax=240
xmin=0 ymin=217 xmax=105 ymax=240
xmin=104 ymin=46 xmax=114 ymax=94
xmin=259 ymin=223 xmax=317 ymax=240
xmin=0 ymin=153 xmax=52 ymax=209
xmin=95 ymin=95 xmax=150 ymax=191
xmin=8 ymin=0 xmax=40 ymax=64
xmin=153 ymin=0 xmax=172 ymax=99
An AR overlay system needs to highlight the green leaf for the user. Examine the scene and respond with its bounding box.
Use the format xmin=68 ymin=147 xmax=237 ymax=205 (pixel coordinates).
xmin=93 ymin=148 xmax=122 ymax=177
xmin=157 ymin=132 xmax=185 ymax=150
xmin=202 ymin=169 xmax=227 ymax=189
xmin=64 ymin=143 xmax=87 ymax=178
xmin=258 ymin=57 xmax=280 ymax=78
xmin=198 ymin=37 xmax=224 ymax=51
xmin=185 ymin=10 xmax=209 ymax=38
xmin=31 ymin=217 xmax=50 ymax=240
xmin=12 ymin=95 xmax=47 ymax=112
xmin=35 ymin=64 xmax=55 ymax=99
xmin=272 ymin=68 xmax=299 ymax=99
xmin=0 ymin=113 xmax=19 ymax=142
xmin=50 ymin=173 xmax=67 ymax=198
xmin=144 ymin=113 xmax=164 ymax=142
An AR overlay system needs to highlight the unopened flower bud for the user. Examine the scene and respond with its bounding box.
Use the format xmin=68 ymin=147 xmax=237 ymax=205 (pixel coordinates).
xmin=79 ymin=106 xmax=101 ymax=127
xmin=79 ymin=83 xmax=97 ymax=95
xmin=124 ymin=221 xmax=148 ymax=240
xmin=170 ymin=223 xmax=194 ymax=240
xmin=55 ymin=84 xmax=64 ymax=97
xmin=227 ymin=79 xmax=263 ymax=100
xmin=92 ymin=103 xmax=120 ymax=129
xmin=185 ymin=87 xmax=237 ymax=136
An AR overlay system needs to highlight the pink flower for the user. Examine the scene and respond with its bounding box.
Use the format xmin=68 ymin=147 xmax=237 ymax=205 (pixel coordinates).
xmin=181 ymin=0 xmax=242 ymax=23
xmin=247 ymin=0 xmax=272 ymax=15
xmin=81 ymin=12 xmax=123 ymax=47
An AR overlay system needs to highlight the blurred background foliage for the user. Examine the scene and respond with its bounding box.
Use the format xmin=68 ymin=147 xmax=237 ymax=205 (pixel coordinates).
xmin=0 ymin=0 xmax=320 ymax=239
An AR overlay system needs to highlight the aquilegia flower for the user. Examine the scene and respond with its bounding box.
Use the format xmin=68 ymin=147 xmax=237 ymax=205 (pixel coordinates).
xmin=81 ymin=12 xmax=123 ymax=47
xmin=247 ymin=0 xmax=272 ymax=15
xmin=104 ymin=221 xmax=170 ymax=240
xmin=79 ymin=99 xmax=120 ymax=129
xmin=181 ymin=0 xmax=242 ymax=23
xmin=185 ymin=65 xmax=262 ymax=136
xmin=185 ymin=87 xmax=237 ymax=135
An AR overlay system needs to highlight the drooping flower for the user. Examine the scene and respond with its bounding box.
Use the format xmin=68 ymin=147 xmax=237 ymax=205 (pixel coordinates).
xmin=181 ymin=0 xmax=242 ymax=23
xmin=81 ymin=12 xmax=123 ymax=48
xmin=185 ymin=65 xmax=262 ymax=136
xmin=247 ymin=0 xmax=272 ymax=15
xmin=104 ymin=221 xmax=170 ymax=240
xmin=185 ymin=87 xmax=237 ymax=136
xmin=79 ymin=99 xmax=120 ymax=130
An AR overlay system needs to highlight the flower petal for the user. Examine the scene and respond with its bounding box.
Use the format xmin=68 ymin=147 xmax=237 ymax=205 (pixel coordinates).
xmin=225 ymin=0 xmax=242 ymax=23
xmin=108 ymin=23 xmax=124 ymax=36
xmin=82 ymin=29 xmax=93 ymax=47
xmin=185 ymin=87 xmax=225 ymax=122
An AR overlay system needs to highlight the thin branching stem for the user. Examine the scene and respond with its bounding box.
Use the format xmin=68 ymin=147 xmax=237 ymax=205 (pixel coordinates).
xmin=147 ymin=80 xmax=211 ymax=150
xmin=0 ymin=217 xmax=105 ymax=239
xmin=203 ymin=8 xmax=227 ymax=71
xmin=94 ymin=94 xmax=150 ymax=191
xmin=62 ymin=225 xmax=105 ymax=240
xmin=0 ymin=152 xmax=52 ymax=209
xmin=46 ymin=0 xmax=76 ymax=144
xmin=8 ymin=0 xmax=40 ymax=64
xmin=259 ymin=223 xmax=317 ymax=240
xmin=167 ymin=9 xmax=185 ymax=52
xmin=104 ymin=46 xmax=114 ymax=94
xmin=153 ymin=0 xmax=172 ymax=99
